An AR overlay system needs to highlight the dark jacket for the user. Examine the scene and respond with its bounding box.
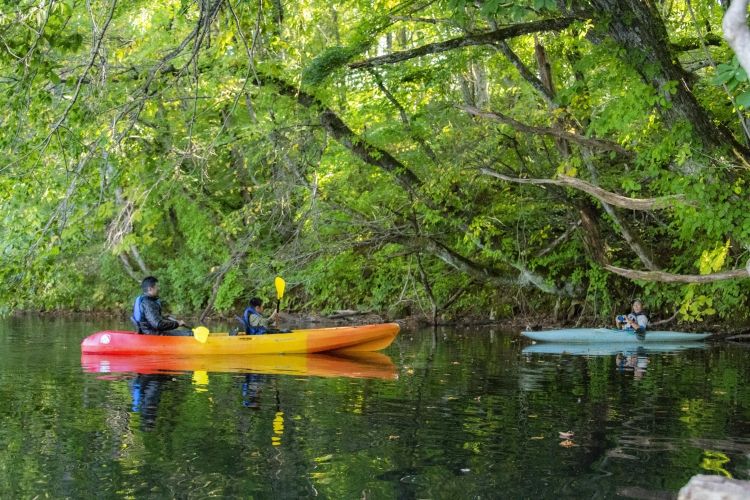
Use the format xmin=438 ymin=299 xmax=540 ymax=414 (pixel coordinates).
xmin=241 ymin=306 xmax=269 ymax=335
xmin=135 ymin=295 xmax=179 ymax=334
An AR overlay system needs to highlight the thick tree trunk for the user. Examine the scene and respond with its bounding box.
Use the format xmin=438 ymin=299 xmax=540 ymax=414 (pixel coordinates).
xmin=588 ymin=0 xmax=747 ymax=154
xmin=578 ymin=202 xmax=608 ymax=264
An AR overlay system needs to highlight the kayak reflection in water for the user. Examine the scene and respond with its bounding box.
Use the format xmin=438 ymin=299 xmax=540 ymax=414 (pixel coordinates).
xmin=132 ymin=276 xmax=192 ymax=336
xmin=130 ymin=374 xmax=171 ymax=431
xmin=616 ymin=351 xmax=650 ymax=379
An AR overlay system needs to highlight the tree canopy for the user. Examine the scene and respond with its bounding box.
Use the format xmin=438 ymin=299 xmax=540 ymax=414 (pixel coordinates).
xmin=2 ymin=0 xmax=750 ymax=325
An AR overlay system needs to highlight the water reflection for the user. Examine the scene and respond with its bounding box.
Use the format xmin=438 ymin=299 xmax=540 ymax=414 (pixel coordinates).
xmin=130 ymin=374 xmax=171 ymax=431
xmin=81 ymin=352 xmax=398 ymax=379
xmin=242 ymin=373 xmax=266 ymax=409
xmin=87 ymin=351 xmax=397 ymax=432
xmin=7 ymin=319 xmax=750 ymax=498
xmin=522 ymin=342 xmax=708 ymax=356
xmin=615 ymin=351 xmax=650 ymax=379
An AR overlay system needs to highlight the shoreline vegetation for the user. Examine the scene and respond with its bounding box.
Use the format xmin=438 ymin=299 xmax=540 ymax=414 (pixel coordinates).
xmin=5 ymin=3 xmax=750 ymax=333
xmin=9 ymin=309 xmax=749 ymax=339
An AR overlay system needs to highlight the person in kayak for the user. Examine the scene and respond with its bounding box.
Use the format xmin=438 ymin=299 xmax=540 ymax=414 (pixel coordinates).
xmin=132 ymin=276 xmax=191 ymax=335
xmin=615 ymin=299 xmax=648 ymax=333
xmin=238 ymin=297 xmax=279 ymax=335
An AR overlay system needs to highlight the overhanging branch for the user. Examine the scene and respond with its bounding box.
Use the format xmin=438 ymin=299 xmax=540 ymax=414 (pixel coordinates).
xmin=480 ymin=167 xmax=682 ymax=211
xmin=348 ymin=16 xmax=583 ymax=70
xmin=463 ymin=106 xmax=631 ymax=156
xmin=604 ymin=264 xmax=750 ymax=283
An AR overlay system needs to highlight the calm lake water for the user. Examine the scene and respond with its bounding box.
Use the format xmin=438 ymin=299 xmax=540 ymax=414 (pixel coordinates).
xmin=1 ymin=318 xmax=749 ymax=498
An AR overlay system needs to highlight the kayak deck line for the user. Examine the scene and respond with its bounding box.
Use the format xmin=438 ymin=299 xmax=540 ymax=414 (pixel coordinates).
xmin=81 ymin=323 xmax=400 ymax=355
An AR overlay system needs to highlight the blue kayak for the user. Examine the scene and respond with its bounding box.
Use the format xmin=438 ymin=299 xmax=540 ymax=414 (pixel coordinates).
xmin=522 ymin=342 xmax=707 ymax=355
xmin=521 ymin=328 xmax=711 ymax=343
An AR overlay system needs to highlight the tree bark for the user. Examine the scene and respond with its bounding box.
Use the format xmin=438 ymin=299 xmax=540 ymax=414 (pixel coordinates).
xmin=494 ymin=40 xmax=557 ymax=108
xmin=348 ymin=17 xmax=583 ymax=70
xmin=589 ymin=0 xmax=747 ymax=154
xmin=480 ymin=167 xmax=682 ymax=210
xmin=578 ymin=202 xmax=608 ymax=264
xmin=463 ymin=106 xmax=630 ymax=156
xmin=604 ymin=264 xmax=750 ymax=283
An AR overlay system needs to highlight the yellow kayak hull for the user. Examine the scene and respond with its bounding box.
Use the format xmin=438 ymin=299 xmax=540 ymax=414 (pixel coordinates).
xmin=81 ymin=323 xmax=400 ymax=355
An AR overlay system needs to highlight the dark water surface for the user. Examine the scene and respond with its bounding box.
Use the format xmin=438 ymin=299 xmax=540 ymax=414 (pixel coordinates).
xmin=1 ymin=318 xmax=749 ymax=498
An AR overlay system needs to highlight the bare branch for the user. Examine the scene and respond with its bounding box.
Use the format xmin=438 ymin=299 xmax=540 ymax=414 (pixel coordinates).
xmin=494 ymin=40 xmax=556 ymax=107
xmin=416 ymin=237 xmax=575 ymax=296
xmin=581 ymin=153 xmax=658 ymax=270
xmin=368 ymin=69 xmax=439 ymax=164
xmin=535 ymin=221 xmax=581 ymax=258
xmin=480 ymin=167 xmax=682 ymax=211
xmin=462 ymin=105 xmax=631 ymax=156
xmin=348 ymin=16 xmax=583 ymax=70
xmin=604 ymin=264 xmax=750 ymax=283
xmin=48 ymin=0 xmax=117 ymax=139
xmin=118 ymin=254 xmax=140 ymax=282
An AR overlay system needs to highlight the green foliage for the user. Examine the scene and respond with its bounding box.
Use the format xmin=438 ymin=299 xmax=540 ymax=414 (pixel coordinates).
xmin=303 ymin=45 xmax=365 ymax=86
xmin=2 ymin=0 xmax=750 ymax=328
xmin=712 ymin=56 xmax=750 ymax=107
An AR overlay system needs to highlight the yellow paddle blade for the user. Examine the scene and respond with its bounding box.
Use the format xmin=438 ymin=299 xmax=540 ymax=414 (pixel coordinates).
xmin=193 ymin=326 xmax=210 ymax=343
xmin=275 ymin=276 xmax=286 ymax=300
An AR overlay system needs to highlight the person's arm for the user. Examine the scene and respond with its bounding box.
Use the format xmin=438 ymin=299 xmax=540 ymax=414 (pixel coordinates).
xmin=143 ymin=299 xmax=180 ymax=332
xmin=635 ymin=314 xmax=648 ymax=330
xmin=624 ymin=314 xmax=640 ymax=331
xmin=249 ymin=314 xmax=270 ymax=329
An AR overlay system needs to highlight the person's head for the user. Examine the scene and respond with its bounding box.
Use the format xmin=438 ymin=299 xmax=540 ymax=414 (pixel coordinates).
xmin=632 ymin=299 xmax=643 ymax=313
xmin=249 ymin=297 xmax=264 ymax=311
xmin=141 ymin=276 xmax=159 ymax=297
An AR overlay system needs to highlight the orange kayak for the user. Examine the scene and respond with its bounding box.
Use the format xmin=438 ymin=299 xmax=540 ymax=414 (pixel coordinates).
xmin=81 ymin=351 xmax=398 ymax=380
xmin=80 ymin=323 xmax=400 ymax=355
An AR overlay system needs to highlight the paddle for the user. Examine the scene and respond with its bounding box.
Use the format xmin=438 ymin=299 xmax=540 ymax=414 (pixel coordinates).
xmin=169 ymin=316 xmax=210 ymax=343
xmin=182 ymin=323 xmax=209 ymax=343
xmin=274 ymin=276 xmax=286 ymax=314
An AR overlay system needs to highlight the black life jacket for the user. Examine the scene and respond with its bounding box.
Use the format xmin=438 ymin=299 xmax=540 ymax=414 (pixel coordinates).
xmin=131 ymin=295 xmax=161 ymax=333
